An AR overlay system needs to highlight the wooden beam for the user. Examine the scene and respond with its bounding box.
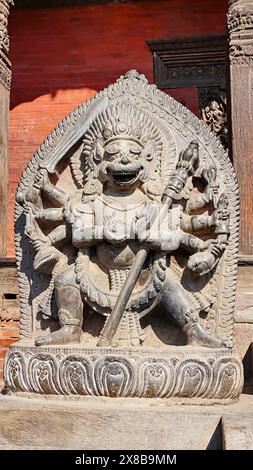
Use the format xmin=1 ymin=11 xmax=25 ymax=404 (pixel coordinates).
xmin=147 ymin=35 xmax=228 ymax=147
xmin=0 ymin=1 xmax=13 ymax=258
xmin=228 ymin=0 xmax=253 ymax=255
xmin=147 ymin=35 xmax=226 ymax=89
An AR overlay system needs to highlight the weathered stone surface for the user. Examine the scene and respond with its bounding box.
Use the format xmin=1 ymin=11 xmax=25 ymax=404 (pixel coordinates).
xmin=5 ymin=70 xmax=242 ymax=400
xmin=223 ymin=416 xmax=253 ymax=450
xmin=1 ymin=394 xmax=253 ymax=450
xmin=0 ymin=395 xmax=223 ymax=450
xmin=4 ymin=344 xmax=243 ymax=400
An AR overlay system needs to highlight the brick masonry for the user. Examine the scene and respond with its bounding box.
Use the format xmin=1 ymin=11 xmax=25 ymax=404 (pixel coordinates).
xmin=0 ymin=263 xmax=19 ymax=382
xmin=0 ymin=0 xmax=227 ymax=381
xmin=7 ymin=0 xmax=227 ymax=257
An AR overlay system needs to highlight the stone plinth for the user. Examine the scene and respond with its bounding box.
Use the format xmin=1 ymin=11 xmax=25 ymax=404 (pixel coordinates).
xmin=4 ymin=342 xmax=243 ymax=401
xmin=5 ymin=71 xmax=243 ymax=407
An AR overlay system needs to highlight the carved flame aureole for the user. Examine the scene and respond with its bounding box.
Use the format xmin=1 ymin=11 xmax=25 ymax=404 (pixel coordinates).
xmin=6 ymin=71 xmax=242 ymax=400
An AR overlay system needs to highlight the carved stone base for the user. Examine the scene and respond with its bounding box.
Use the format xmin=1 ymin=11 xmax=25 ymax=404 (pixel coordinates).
xmin=4 ymin=342 xmax=243 ymax=401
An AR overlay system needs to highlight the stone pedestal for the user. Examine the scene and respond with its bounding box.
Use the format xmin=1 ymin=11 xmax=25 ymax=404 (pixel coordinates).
xmin=4 ymin=342 xmax=243 ymax=401
xmin=4 ymin=71 xmax=243 ymax=419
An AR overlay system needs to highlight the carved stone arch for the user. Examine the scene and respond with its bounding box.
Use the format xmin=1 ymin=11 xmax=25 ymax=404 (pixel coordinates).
xmin=15 ymin=71 xmax=239 ymax=346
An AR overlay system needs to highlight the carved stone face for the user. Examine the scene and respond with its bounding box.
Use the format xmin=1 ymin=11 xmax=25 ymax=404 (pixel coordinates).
xmin=100 ymin=138 xmax=146 ymax=190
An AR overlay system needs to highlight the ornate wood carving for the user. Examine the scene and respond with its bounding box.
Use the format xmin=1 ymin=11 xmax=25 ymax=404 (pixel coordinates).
xmin=198 ymin=87 xmax=228 ymax=149
xmin=147 ymin=35 xmax=228 ymax=149
xmin=147 ymin=35 xmax=226 ymax=89
xmin=0 ymin=0 xmax=13 ymax=91
xmin=228 ymin=0 xmax=253 ymax=64
xmin=0 ymin=259 xmax=19 ymax=322
xmin=228 ymin=0 xmax=253 ymax=255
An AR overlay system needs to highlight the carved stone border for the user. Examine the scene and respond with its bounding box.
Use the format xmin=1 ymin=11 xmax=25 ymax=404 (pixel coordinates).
xmin=0 ymin=0 xmax=14 ymax=91
xmin=5 ymin=345 xmax=243 ymax=400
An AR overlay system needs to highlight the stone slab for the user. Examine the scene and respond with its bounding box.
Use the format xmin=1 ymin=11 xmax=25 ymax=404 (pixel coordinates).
xmin=0 ymin=394 xmax=222 ymax=450
xmin=222 ymin=415 xmax=253 ymax=450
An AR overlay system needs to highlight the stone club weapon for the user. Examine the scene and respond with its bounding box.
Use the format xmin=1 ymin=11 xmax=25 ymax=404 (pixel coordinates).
xmin=97 ymin=142 xmax=199 ymax=347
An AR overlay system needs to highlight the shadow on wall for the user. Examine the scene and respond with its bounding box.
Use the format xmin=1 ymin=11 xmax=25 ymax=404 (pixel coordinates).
xmin=8 ymin=86 xmax=97 ymax=258
xmin=7 ymin=0 xmax=227 ymax=256
xmin=8 ymin=0 xmax=227 ymax=110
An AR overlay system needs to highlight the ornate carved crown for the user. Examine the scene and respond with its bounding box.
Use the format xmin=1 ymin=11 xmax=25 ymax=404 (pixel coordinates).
xmin=91 ymin=102 xmax=161 ymax=149
xmin=101 ymin=105 xmax=146 ymax=147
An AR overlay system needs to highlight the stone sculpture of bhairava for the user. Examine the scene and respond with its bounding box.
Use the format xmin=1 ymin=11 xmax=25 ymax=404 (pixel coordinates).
xmin=5 ymin=71 xmax=243 ymax=401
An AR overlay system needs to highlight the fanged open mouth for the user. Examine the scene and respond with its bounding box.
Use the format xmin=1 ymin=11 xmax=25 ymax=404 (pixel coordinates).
xmin=110 ymin=171 xmax=140 ymax=185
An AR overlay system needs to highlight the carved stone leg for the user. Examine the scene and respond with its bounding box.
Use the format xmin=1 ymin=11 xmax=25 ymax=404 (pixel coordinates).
xmin=35 ymin=265 xmax=83 ymax=346
xmin=159 ymin=270 xmax=230 ymax=348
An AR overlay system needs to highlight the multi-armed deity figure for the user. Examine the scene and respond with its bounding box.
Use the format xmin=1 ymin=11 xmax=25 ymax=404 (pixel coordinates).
xmin=5 ymin=71 xmax=242 ymax=400
xmin=23 ymin=98 xmax=230 ymax=349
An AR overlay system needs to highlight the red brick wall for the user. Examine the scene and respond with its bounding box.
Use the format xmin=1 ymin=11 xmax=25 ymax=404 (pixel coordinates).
xmin=8 ymin=0 xmax=227 ymax=257
xmin=1 ymin=0 xmax=227 ymax=382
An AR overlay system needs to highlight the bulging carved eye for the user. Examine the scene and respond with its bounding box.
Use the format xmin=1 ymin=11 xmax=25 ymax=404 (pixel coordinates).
xmin=129 ymin=143 xmax=142 ymax=155
xmin=104 ymin=142 xmax=120 ymax=155
xmin=143 ymin=148 xmax=153 ymax=161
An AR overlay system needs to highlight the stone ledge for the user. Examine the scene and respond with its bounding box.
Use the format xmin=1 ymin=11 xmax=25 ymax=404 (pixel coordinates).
xmin=0 ymin=394 xmax=253 ymax=449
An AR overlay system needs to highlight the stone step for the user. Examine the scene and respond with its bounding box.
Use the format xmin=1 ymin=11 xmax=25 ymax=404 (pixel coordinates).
xmin=1 ymin=394 xmax=253 ymax=450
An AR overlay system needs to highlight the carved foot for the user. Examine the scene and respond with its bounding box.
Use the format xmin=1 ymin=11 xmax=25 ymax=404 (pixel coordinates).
xmin=35 ymin=325 xmax=81 ymax=346
xmin=187 ymin=324 xmax=233 ymax=349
